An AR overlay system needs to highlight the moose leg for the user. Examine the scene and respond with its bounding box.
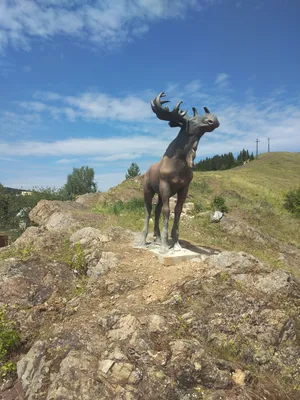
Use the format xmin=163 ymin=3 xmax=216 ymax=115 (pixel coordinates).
xmin=154 ymin=195 xmax=162 ymax=243
xmin=141 ymin=188 xmax=154 ymax=246
xmin=160 ymin=181 xmax=171 ymax=254
xmin=171 ymin=186 xmax=189 ymax=249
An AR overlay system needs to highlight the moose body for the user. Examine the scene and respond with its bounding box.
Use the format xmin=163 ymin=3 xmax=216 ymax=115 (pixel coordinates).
xmin=141 ymin=92 xmax=220 ymax=253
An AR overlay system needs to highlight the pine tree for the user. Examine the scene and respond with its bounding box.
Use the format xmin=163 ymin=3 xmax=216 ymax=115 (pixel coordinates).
xmin=126 ymin=162 xmax=141 ymax=179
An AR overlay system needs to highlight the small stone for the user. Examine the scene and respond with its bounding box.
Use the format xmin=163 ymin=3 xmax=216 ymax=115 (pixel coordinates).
xmin=110 ymin=362 xmax=133 ymax=382
xmin=128 ymin=369 xmax=143 ymax=384
xmin=99 ymin=359 xmax=115 ymax=374
xmin=211 ymin=211 xmax=224 ymax=223
xmin=148 ymin=315 xmax=167 ymax=333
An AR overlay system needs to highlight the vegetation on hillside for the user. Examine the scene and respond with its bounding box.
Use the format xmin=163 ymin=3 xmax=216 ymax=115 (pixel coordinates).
xmin=63 ymin=166 xmax=97 ymax=198
xmin=1 ymin=152 xmax=300 ymax=399
xmin=92 ymin=152 xmax=300 ymax=276
xmin=125 ymin=162 xmax=141 ymax=179
xmin=0 ymin=166 xmax=98 ymax=242
xmin=284 ymin=187 xmax=300 ymax=218
xmin=0 ymin=306 xmax=20 ymax=379
xmin=195 ymin=149 xmax=254 ymax=171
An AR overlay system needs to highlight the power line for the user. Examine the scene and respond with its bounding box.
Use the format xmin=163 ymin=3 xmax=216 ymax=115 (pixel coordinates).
xmin=256 ymin=139 xmax=260 ymax=158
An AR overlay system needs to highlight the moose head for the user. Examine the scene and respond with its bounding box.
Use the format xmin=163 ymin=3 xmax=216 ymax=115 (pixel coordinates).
xmin=151 ymin=92 xmax=220 ymax=137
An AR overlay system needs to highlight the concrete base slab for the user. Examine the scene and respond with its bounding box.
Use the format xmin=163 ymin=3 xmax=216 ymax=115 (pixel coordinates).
xmin=149 ymin=246 xmax=205 ymax=265
xmin=133 ymin=233 xmax=220 ymax=266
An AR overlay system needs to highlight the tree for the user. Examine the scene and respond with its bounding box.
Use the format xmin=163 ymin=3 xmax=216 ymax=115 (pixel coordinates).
xmin=126 ymin=162 xmax=141 ymax=180
xmin=63 ymin=166 xmax=97 ymax=199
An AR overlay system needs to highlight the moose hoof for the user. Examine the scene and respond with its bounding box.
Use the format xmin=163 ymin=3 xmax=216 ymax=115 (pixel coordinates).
xmin=171 ymin=242 xmax=182 ymax=251
xmin=154 ymin=237 xmax=161 ymax=245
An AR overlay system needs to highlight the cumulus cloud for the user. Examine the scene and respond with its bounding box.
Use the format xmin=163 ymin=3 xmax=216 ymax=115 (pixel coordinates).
xmin=2 ymin=79 xmax=300 ymax=191
xmin=2 ymin=80 xmax=300 ymax=165
xmin=0 ymin=0 xmax=207 ymax=52
xmin=0 ymin=136 xmax=168 ymax=157
xmin=24 ymin=92 xmax=152 ymax=122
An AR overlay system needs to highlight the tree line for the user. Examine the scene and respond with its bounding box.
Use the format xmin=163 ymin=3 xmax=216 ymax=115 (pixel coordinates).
xmin=194 ymin=149 xmax=255 ymax=171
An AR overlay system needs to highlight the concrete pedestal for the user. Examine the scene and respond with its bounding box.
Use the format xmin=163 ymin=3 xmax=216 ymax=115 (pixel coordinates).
xmin=134 ymin=234 xmax=219 ymax=266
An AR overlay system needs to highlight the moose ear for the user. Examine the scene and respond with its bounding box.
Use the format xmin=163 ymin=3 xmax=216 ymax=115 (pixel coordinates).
xmin=203 ymin=106 xmax=210 ymax=113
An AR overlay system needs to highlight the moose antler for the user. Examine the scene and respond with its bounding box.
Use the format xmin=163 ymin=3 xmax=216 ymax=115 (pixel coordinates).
xmin=151 ymin=92 xmax=188 ymax=126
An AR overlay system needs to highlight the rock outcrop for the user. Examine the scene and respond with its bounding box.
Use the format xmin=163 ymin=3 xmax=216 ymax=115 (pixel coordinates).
xmin=1 ymin=199 xmax=300 ymax=400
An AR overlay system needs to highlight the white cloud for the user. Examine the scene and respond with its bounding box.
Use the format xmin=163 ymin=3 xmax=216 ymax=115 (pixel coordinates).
xmin=2 ymin=81 xmax=300 ymax=192
xmin=56 ymin=158 xmax=79 ymax=164
xmin=0 ymin=136 xmax=169 ymax=157
xmin=0 ymin=0 xmax=208 ymax=52
xmin=90 ymin=153 xmax=142 ymax=162
xmin=184 ymin=80 xmax=202 ymax=94
xmin=20 ymin=91 xmax=152 ymax=122
xmin=65 ymin=93 xmax=151 ymax=121
xmin=215 ymin=72 xmax=230 ymax=88
xmin=0 ymin=110 xmax=41 ymax=137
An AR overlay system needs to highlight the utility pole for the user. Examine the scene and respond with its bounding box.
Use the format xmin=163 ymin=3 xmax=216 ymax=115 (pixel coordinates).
xmin=267 ymin=137 xmax=270 ymax=152
xmin=256 ymin=139 xmax=260 ymax=158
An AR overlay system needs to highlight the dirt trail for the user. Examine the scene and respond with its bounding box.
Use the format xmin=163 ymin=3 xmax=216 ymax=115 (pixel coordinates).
xmin=98 ymin=242 xmax=208 ymax=305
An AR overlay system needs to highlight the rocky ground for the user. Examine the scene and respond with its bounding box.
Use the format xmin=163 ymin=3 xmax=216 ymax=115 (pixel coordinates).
xmin=1 ymin=197 xmax=300 ymax=400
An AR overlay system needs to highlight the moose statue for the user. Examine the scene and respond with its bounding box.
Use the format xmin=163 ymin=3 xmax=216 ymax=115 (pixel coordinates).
xmin=141 ymin=92 xmax=220 ymax=253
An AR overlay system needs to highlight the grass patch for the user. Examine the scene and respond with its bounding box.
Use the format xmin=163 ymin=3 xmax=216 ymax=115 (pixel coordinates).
xmin=92 ymin=197 xmax=146 ymax=231
xmin=52 ymin=239 xmax=88 ymax=276
xmin=0 ymin=306 xmax=20 ymax=380
xmin=0 ymin=243 xmax=34 ymax=262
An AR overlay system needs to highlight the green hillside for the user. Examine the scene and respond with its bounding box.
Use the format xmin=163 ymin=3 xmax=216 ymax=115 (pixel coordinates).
xmin=189 ymin=152 xmax=300 ymax=243
xmin=93 ymin=152 xmax=300 ymax=275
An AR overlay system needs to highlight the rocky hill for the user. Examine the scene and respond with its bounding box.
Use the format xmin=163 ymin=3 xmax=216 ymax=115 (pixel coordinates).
xmin=1 ymin=152 xmax=300 ymax=400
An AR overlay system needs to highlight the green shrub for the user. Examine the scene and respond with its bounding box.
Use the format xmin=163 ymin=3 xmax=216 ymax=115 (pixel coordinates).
xmin=212 ymin=195 xmax=229 ymax=214
xmin=71 ymin=243 xmax=87 ymax=275
xmin=284 ymin=187 xmax=300 ymax=218
xmin=112 ymin=200 xmax=125 ymax=215
xmin=97 ymin=198 xmax=144 ymax=215
xmin=124 ymin=198 xmax=144 ymax=211
xmin=193 ymin=201 xmax=203 ymax=213
xmin=0 ymin=307 xmax=20 ymax=379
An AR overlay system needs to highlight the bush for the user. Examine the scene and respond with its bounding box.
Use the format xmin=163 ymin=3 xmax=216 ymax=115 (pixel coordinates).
xmin=193 ymin=201 xmax=203 ymax=213
xmin=284 ymin=187 xmax=300 ymax=218
xmin=101 ymin=198 xmax=144 ymax=215
xmin=124 ymin=198 xmax=144 ymax=211
xmin=0 ymin=307 xmax=20 ymax=379
xmin=212 ymin=195 xmax=229 ymax=214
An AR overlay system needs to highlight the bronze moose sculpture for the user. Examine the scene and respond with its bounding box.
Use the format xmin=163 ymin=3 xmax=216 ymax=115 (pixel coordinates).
xmin=141 ymin=92 xmax=220 ymax=253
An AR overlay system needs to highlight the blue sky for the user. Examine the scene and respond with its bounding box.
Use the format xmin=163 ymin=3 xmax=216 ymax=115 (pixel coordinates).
xmin=0 ymin=0 xmax=300 ymax=191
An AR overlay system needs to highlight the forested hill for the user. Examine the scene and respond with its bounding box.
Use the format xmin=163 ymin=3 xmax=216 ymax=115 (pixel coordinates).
xmin=195 ymin=149 xmax=254 ymax=171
